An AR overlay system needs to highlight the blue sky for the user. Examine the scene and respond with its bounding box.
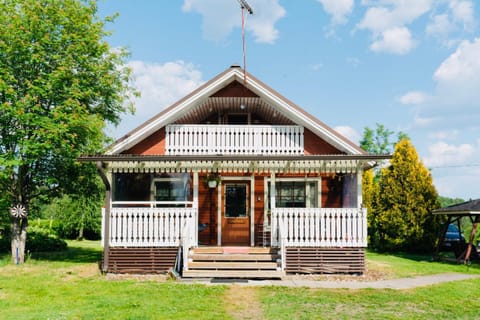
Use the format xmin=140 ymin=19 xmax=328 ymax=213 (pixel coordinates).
xmin=98 ymin=0 xmax=480 ymax=200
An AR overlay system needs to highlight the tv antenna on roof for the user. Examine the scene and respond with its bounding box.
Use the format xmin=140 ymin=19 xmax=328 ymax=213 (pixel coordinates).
xmin=236 ymin=0 xmax=253 ymax=84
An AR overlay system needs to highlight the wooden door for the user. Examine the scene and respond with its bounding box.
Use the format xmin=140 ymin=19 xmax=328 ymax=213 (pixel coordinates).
xmin=221 ymin=182 xmax=250 ymax=246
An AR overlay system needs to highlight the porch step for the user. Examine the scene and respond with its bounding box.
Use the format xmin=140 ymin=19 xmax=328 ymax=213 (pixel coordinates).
xmin=183 ymin=246 xmax=284 ymax=279
xmin=182 ymin=269 xmax=284 ymax=279
xmin=189 ymin=253 xmax=279 ymax=261
xmin=188 ymin=261 xmax=278 ymax=269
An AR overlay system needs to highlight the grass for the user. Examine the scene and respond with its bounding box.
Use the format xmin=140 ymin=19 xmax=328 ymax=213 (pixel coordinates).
xmin=1 ymin=242 xmax=480 ymax=319
xmin=366 ymin=250 xmax=480 ymax=279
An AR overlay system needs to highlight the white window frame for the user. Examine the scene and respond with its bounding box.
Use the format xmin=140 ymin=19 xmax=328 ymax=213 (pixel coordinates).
xmin=263 ymin=177 xmax=322 ymax=225
xmin=150 ymin=174 xmax=191 ymax=207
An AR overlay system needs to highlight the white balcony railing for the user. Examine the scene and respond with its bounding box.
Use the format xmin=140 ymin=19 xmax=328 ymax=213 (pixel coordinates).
xmin=271 ymin=208 xmax=367 ymax=247
xmin=104 ymin=207 xmax=196 ymax=247
xmin=166 ymin=124 xmax=304 ymax=155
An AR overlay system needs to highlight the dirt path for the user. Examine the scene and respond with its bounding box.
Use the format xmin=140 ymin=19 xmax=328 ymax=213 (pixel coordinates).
xmin=224 ymin=285 xmax=264 ymax=320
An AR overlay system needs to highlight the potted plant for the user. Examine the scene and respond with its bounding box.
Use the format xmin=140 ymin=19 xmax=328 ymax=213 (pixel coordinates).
xmin=205 ymin=173 xmax=221 ymax=188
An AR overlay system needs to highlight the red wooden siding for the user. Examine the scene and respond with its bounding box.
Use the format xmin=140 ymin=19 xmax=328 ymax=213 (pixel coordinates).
xmin=198 ymin=175 xmax=218 ymax=245
xmin=304 ymin=128 xmax=342 ymax=155
xmin=211 ymin=80 xmax=259 ymax=97
xmin=123 ymin=128 xmax=166 ymax=155
xmin=321 ymin=175 xmax=343 ymax=208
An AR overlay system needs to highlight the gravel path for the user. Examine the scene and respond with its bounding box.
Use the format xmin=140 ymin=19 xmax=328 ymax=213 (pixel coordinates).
xmin=197 ymin=273 xmax=480 ymax=290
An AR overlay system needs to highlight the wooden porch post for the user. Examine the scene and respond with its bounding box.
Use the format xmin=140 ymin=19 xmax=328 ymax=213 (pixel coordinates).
xmin=96 ymin=161 xmax=111 ymax=273
xmin=356 ymin=170 xmax=363 ymax=209
xmin=464 ymin=216 xmax=479 ymax=263
xmin=193 ymin=171 xmax=199 ymax=246
xmin=270 ymin=171 xmax=276 ymax=246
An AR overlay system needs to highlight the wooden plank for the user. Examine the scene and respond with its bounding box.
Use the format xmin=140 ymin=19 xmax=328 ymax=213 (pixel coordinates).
xmin=189 ymin=254 xmax=279 ymax=261
xmin=105 ymin=247 xmax=178 ymax=274
xmin=284 ymin=247 xmax=365 ymax=275
xmin=182 ymin=269 xmax=284 ymax=278
xmin=188 ymin=261 xmax=278 ymax=269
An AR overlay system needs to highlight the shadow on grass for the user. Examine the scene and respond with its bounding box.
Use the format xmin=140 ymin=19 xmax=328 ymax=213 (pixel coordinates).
xmin=30 ymin=245 xmax=102 ymax=264
xmin=0 ymin=241 xmax=102 ymax=264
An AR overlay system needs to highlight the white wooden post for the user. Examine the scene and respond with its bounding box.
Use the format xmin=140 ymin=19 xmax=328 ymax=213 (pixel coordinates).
xmin=270 ymin=172 xmax=276 ymax=245
xmin=357 ymin=170 xmax=363 ymax=208
xmin=193 ymin=171 xmax=199 ymax=247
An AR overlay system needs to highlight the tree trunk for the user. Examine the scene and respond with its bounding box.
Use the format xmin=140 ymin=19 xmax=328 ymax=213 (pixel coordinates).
xmin=11 ymin=216 xmax=28 ymax=264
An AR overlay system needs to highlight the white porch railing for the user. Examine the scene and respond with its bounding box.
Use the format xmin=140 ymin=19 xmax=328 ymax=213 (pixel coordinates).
xmin=166 ymin=124 xmax=304 ymax=155
xmin=271 ymin=208 xmax=367 ymax=247
xmin=105 ymin=207 xmax=196 ymax=247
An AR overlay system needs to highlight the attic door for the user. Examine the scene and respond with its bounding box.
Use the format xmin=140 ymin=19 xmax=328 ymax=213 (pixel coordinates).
xmin=227 ymin=114 xmax=249 ymax=124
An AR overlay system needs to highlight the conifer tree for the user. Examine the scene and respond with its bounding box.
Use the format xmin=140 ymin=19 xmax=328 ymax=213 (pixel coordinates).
xmin=375 ymin=139 xmax=441 ymax=252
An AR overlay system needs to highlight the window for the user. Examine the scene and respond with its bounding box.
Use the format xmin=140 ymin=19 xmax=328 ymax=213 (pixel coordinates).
xmin=224 ymin=184 xmax=248 ymax=218
xmin=151 ymin=173 xmax=191 ymax=207
xmin=267 ymin=179 xmax=320 ymax=208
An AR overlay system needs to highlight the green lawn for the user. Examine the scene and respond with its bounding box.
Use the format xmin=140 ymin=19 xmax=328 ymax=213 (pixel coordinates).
xmin=1 ymin=242 xmax=480 ymax=319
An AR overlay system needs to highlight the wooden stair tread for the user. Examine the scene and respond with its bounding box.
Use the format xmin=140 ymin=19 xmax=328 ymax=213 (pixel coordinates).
xmin=188 ymin=261 xmax=278 ymax=269
xmin=189 ymin=254 xmax=279 ymax=261
xmin=192 ymin=247 xmax=276 ymax=254
xmin=182 ymin=269 xmax=284 ymax=279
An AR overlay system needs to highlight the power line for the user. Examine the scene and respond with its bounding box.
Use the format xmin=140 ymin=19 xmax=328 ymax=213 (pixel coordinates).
xmin=430 ymin=164 xmax=480 ymax=169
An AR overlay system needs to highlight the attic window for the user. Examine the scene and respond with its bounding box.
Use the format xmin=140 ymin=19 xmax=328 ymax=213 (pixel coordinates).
xmin=227 ymin=114 xmax=249 ymax=124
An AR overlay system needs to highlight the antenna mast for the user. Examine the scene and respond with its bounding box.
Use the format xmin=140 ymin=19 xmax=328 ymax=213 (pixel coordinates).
xmin=237 ymin=0 xmax=253 ymax=84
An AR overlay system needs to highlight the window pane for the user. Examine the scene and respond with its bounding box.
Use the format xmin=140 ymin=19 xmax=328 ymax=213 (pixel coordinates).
xmin=225 ymin=184 xmax=247 ymax=217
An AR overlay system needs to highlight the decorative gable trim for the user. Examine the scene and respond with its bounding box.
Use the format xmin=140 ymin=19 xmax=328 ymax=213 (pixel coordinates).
xmin=108 ymin=66 xmax=364 ymax=155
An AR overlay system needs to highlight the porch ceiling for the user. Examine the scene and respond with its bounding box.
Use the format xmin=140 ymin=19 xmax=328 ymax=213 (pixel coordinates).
xmin=173 ymin=97 xmax=294 ymax=125
xmin=80 ymin=154 xmax=390 ymax=174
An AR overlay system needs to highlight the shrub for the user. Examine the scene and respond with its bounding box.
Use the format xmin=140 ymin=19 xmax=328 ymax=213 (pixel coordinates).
xmin=26 ymin=220 xmax=67 ymax=252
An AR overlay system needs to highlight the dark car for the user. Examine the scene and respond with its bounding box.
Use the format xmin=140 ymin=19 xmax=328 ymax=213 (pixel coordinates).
xmin=443 ymin=223 xmax=466 ymax=248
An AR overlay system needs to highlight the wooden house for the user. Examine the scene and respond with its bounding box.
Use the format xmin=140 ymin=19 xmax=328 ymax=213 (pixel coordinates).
xmin=82 ymin=66 xmax=386 ymax=278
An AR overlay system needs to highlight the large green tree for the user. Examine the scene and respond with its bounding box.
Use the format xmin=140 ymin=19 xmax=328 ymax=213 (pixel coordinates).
xmin=374 ymin=139 xmax=441 ymax=252
xmin=0 ymin=0 xmax=135 ymax=263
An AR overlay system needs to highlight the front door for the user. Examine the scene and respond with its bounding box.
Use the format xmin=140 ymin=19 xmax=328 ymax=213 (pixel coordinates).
xmin=221 ymin=182 xmax=250 ymax=246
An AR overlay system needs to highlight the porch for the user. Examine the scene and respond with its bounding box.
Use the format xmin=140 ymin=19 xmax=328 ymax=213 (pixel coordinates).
xmin=101 ymin=206 xmax=367 ymax=277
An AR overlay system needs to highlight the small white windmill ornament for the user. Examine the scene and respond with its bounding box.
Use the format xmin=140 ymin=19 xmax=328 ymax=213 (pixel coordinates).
xmin=10 ymin=204 xmax=27 ymax=219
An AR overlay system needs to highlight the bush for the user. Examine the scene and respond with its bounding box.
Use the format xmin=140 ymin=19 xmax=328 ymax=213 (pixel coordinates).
xmin=26 ymin=220 xmax=67 ymax=252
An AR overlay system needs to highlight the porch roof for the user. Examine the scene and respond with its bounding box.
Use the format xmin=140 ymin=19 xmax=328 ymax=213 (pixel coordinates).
xmin=432 ymin=199 xmax=480 ymax=216
xmin=79 ymin=154 xmax=390 ymax=174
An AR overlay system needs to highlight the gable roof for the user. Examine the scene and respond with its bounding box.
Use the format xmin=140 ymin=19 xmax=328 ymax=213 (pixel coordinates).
xmin=108 ymin=65 xmax=365 ymax=155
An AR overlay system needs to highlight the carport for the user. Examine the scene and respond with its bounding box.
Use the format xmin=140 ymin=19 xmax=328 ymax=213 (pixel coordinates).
xmin=433 ymin=199 xmax=480 ymax=263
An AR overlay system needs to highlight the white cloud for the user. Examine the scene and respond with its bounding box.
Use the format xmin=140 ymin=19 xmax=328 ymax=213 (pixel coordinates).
xmin=182 ymin=0 xmax=286 ymax=44
xmin=128 ymin=60 xmax=204 ymax=116
xmin=370 ymin=27 xmax=416 ymax=55
xmin=426 ymin=1 xmax=475 ymax=43
xmin=449 ymin=0 xmax=475 ymax=31
xmin=406 ymin=38 xmax=480 ymax=131
xmin=334 ymin=125 xmax=361 ymax=144
xmin=400 ymin=91 xmax=428 ymax=105
xmin=428 ymin=130 xmax=459 ymax=140
xmin=432 ymin=38 xmax=480 ymax=107
xmin=434 ymin=38 xmax=480 ymax=83
xmin=426 ymin=14 xmax=455 ymax=38
xmin=108 ymin=61 xmax=204 ymax=138
xmin=317 ymin=0 xmax=354 ymax=25
xmin=423 ymin=141 xmax=474 ymax=167
xmin=357 ymin=0 xmax=432 ymax=54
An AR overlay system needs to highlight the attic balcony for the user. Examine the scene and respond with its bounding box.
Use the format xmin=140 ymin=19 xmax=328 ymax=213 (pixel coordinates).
xmin=165 ymin=124 xmax=304 ymax=156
